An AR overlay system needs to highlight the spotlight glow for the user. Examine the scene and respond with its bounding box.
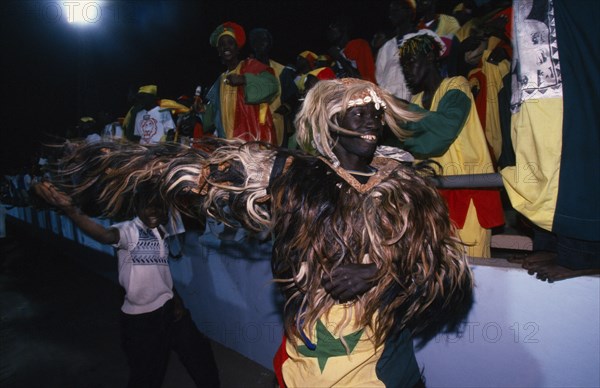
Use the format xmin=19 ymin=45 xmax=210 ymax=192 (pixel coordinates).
xmin=63 ymin=1 xmax=103 ymax=24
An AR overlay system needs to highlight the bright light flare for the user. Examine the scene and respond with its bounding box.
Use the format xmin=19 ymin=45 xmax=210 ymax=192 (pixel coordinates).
xmin=64 ymin=1 xmax=103 ymax=24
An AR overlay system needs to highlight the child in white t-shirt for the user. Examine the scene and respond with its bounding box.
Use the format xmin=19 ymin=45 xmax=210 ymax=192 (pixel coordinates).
xmin=33 ymin=181 xmax=220 ymax=388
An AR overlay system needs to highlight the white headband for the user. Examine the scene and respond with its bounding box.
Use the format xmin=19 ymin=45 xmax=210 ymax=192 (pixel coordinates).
xmin=347 ymin=88 xmax=387 ymax=110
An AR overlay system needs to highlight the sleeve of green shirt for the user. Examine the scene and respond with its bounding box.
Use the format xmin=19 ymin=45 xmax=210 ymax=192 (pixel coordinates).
xmin=402 ymin=89 xmax=471 ymax=158
xmin=202 ymin=103 xmax=216 ymax=133
xmin=244 ymin=71 xmax=279 ymax=104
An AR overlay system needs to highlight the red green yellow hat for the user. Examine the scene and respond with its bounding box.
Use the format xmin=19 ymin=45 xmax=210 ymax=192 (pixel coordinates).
xmin=209 ymin=21 xmax=246 ymax=48
xmin=298 ymin=50 xmax=318 ymax=68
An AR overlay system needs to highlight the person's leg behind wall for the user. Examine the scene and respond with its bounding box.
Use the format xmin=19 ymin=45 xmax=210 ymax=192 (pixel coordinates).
xmin=524 ymin=227 xmax=600 ymax=281
xmin=556 ymin=235 xmax=600 ymax=271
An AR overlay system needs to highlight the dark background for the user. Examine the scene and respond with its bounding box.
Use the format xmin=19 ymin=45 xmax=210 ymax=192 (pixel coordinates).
xmin=0 ymin=0 xmax=391 ymax=174
xmin=0 ymin=0 xmax=489 ymax=174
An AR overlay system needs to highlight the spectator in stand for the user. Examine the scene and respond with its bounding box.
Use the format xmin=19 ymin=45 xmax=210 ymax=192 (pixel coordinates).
xmin=504 ymin=0 xmax=599 ymax=281
xmin=122 ymin=86 xmax=148 ymax=142
xmin=415 ymin=0 xmax=462 ymax=76
xmin=416 ymin=0 xmax=461 ymax=38
xmin=70 ymin=116 xmax=101 ymax=144
xmin=294 ymin=50 xmax=318 ymax=95
xmin=302 ymin=66 xmax=337 ymax=95
xmin=248 ymin=28 xmax=299 ymax=147
xmin=376 ymin=0 xmax=418 ymax=102
xmin=397 ymin=31 xmax=504 ymax=258
xmin=171 ymin=94 xmax=202 ymax=147
xmin=462 ymin=10 xmax=513 ymax=165
xmin=370 ymin=29 xmax=388 ymax=57
xmin=203 ymin=21 xmax=279 ymax=144
xmin=285 ymin=64 xmax=338 ymax=151
xmin=452 ymin=0 xmax=478 ymax=26
xmin=99 ymin=111 xmax=124 ymax=142
xmin=132 ymin=85 xmax=177 ymax=145
xmin=326 ymin=15 xmax=377 ymax=83
xmin=301 ymin=55 xmax=337 ymax=90
xmin=314 ymin=54 xmax=334 ymax=70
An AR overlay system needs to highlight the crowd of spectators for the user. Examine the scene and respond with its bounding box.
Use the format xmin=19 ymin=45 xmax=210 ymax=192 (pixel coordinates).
xmin=2 ymin=0 xmax=598 ymax=281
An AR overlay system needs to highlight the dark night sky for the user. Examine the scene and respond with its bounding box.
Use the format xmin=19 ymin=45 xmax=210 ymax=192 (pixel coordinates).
xmin=1 ymin=0 xmax=393 ymax=173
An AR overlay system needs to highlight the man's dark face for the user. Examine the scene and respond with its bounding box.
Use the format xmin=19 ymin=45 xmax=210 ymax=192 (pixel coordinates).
xmin=389 ymin=1 xmax=413 ymax=26
xmin=401 ymin=52 xmax=429 ymax=94
xmin=136 ymin=197 xmax=168 ymax=229
xmin=334 ymin=103 xmax=383 ymax=160
xmin=137 ymin=93 xmax=156 ymax=110
xmin=417 ymin=0 xmax=435 ymax=16
xmin=217 ymin=35 xmax=239 ymax=62
xmin=326 ymin=23 xmax=342 ymax=45
xmin=251 ymin=31 xmax=271 ymax=57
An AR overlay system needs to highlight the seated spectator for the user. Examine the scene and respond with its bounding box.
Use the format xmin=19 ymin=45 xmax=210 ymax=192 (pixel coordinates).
xmin=132 ymin=85 xmax=176 ymax=145
xmin=72 ymin=117 xmax=101 ymax=144
xmin=376 ymin=0 xmax=418 ymax=102
xmin=99 ymin=111 xmax=124 ymax=141
xmin=503 ymin=0 xmax=599 ymax=281
xmin=415 ymin=0 xmax=462 ymax=76
xmin=464 ymin=22 xmax=512 ymax=164
xmin=370 ymin=28 xmax=388 ymax=57
xmin=314 ymin=54 xmax=334 ymax=69
xmin=303 ymin=67 xmax=337 ymax=94
xmin=171 ymin=93 xmax=206 ymax=147
xmin=202 ymin=21 xmax=279 ymax=144
xmin=249 ymin=27 xmax=299 ymax=147
xmin=326 ymin=15 xmax=377 ymax=83
xmin=396 ymin=30 xmax=504 ymax=257
xmin=294 ymin=50 xmax=318 ymax=94
xmin=416 ymin=0 xmax=461 ymax=37
xmin=122 ymin=86 xmax=148 ymax=142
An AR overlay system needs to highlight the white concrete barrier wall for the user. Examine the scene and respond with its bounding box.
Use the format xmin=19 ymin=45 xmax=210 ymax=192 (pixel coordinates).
xmin=7 ymin=207 xmax=600 ymax=387
xmin=416 ymin=264 xmax=600 ymax=387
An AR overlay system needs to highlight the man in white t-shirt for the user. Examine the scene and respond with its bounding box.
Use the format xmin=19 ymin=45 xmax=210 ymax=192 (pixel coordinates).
xmin=133 ymin=85 xmax=176 ymax=145
xmin=375 ymin=0 xmax=417 ymax=102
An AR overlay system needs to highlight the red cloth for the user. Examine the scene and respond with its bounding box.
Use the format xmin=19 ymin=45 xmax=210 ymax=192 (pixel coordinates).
xmin=273 ymin=335 xmax=289 ymax=388
xmin=344 ymin=39 xmax=377 ymax=83
xmin=469 ymin=70 xmax=487 ymax=128
xmin=439 ymin=189 xmax=504 ymax=229
xmin=191 ymin=121 xmax=213 ymax=149
xmin=486 ymin=7 xmax=513 ymax=59
xmin=232 ymin=58 xmax=277 ymax=144
xmin=315 ymin=67 xmax=337 ymax=80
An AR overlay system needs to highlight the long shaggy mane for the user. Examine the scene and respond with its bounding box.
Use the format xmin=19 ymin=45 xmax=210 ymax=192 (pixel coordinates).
xmin=270 ymin=159 xmax=473 ymax=347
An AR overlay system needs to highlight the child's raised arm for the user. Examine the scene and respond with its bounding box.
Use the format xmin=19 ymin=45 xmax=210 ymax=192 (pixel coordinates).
xmin=40 ymin=139 xmax=279 ymax=234
xmin=32 ymin=182 xmax=120 ymax=245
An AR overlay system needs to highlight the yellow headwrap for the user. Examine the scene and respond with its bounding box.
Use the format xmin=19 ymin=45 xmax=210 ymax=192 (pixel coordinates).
xmin=138 ymin=85 xmax=157 ymax=95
